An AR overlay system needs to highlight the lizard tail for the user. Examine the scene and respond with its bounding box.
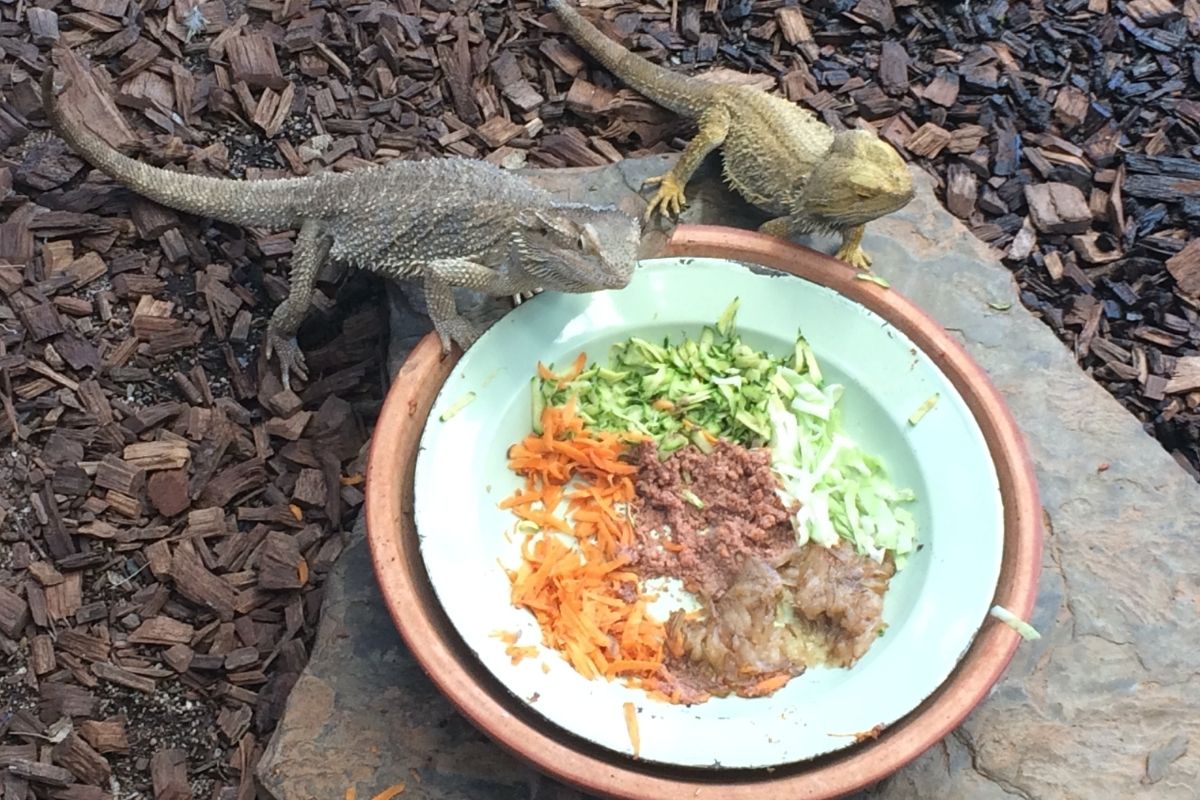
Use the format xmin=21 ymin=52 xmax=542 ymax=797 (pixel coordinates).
xmin=41 ymin=67 xmax=307 ymax=229
xmin=547 ymin=0 xmax=713 ymax=117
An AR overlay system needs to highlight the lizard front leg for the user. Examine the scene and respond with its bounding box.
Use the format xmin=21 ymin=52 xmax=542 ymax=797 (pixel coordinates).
xmin=424 ymin=258 xmax=516 ymax=353
xmin=759 ymin=216 xmax=872 ymax=271
xmin=834 ymin=225 xmax=871 ymax=270
xmin=265 ymin=218 xmax=332 ymax=391
xmin=644 ymin=105 xmax=731 ymax=221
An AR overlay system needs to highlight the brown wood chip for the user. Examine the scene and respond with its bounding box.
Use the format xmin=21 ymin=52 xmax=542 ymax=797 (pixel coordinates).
xmin=150 ymin=749 xmax=192 ymax=800
xmin=1025 ymin=182 xmax=1093 ymax=234
xmin=8 ymin=759 xmax=75 ymax=787
xmin=168 ymin=541 xmax=237 ymax=618
xmin=257 ymin=532 xmax=308 ymax=590
xmin=77 ymin=718 xmax=130 ymax=755
xmin=0 ymin=586 xmax=29 ymax=638
xmin=52 ymin=733 xmax=112 ymax=785
xmin=1166 ymin=240 xmax=1200 ymax=297
xmin=92 ymin=662 xmax=158 ymax=694
xmin=129 ymin=616 xmax=195 ymax=646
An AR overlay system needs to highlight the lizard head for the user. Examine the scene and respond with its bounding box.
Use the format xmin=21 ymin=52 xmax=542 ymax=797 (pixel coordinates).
xmin=510 ymin=205 xmax=640 ymax=293
xmin=799 ymin=129 xmax=915 ymax=229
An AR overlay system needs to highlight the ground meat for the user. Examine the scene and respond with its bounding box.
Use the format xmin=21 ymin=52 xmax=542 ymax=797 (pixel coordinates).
xmin=662 ymin=557 xmax=805 ymax=703
xmin=627 ymin=440 xmax=797 ymax=598
xmin=625 ymin=440 xmax=896 ymax=704
xmin=781 ymin=540 xmax=895 ymax=666
xmin=662 ymin=543 xmax=895 ymax=703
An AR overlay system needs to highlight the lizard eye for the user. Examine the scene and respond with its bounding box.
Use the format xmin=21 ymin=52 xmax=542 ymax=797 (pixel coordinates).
xmin=850 ymin=177 xmax=878 ymax=199
xmin=579 ymin=223 xmax=601 ymax=253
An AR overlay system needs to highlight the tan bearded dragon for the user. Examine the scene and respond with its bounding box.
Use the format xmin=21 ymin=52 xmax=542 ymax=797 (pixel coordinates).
xmin=546 ymin=0 xmax=914 ymax=268
xmin=41 ymin=66 xmax=640 ymax=390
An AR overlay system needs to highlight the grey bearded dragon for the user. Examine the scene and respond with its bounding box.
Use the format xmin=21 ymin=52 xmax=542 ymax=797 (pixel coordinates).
xmin=547 ymin=0 xmax=914 ymax=269
xmin=41 ymin=67 xmax=640 ymax=389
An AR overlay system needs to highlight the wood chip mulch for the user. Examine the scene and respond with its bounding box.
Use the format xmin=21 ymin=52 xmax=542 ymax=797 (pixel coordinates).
xmin=1 ymin=0 xmax=1199 ymax=797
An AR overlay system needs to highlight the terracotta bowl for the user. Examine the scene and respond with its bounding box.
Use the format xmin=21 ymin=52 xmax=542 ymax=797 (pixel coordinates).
xmin=364 ymin=225 xmax=1042 ymax=800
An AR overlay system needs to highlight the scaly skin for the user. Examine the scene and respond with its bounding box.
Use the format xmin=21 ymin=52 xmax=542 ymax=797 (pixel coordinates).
xmin=41 ymin=66 xmax=640 ymax=389
xmin=548 ymin=0 xmax=915 ymax=268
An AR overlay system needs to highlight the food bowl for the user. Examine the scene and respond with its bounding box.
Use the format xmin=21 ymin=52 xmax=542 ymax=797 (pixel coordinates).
xmin=364 ymin=225 xmax=1041 ymax=799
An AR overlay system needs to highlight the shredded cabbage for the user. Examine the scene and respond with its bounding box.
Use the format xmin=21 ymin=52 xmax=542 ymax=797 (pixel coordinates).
xmin=767 ymin=348 xmax=918 ymax=569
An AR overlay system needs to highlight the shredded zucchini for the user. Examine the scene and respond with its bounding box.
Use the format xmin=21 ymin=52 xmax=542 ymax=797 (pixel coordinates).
xmin=439 ymin=391 xmax=477 ymax=421
xmin=533 ymin=298 xmax=791 ymax=448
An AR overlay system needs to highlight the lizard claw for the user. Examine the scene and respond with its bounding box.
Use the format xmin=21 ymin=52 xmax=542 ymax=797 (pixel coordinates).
xmin=433 ymin=317 xmax=481 ymax=355
xmin=642 ymin=173 xmax=688 ymax=221
xmin=511 ymin=288 xmax=544 ymax=307
xmin=835 ymin=243 xmax=873 ymax=270
xmin=267 ymin=332 xmax=308 ymax=392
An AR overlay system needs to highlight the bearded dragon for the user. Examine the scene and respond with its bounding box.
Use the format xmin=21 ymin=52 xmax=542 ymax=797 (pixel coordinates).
xmin=546 ymin=0 xmax=914 ymax=269
xmin=41 ymin=67 xmax=640 ymax=390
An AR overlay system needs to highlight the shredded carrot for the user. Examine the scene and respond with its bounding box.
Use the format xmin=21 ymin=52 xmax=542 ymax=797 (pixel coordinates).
xmin=371 ymin=785 xmax=406 ymax=800
xmin=501 ymin=400 xmax=666 ymax=689
xmin=606 ymin=659 xmax=662 ymax=676
xmin=345 ymin=789 xmax=355 ymax=800
xmin=490 ymin=630 xmax=520 ymax=645
xmin=505 ymin=644 xmax=540 ymax=664
xmin=535 ymin=352 xmax=588 ymax=389
xmin=742 ymin=672 xmax=792 ymax=697
xmin=623 ymin=702 xmax=640 ymax=758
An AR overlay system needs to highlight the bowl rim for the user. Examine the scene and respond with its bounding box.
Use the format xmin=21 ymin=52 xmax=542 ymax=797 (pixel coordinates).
xmin=364 ymin=224 xmax=1043 ymax=800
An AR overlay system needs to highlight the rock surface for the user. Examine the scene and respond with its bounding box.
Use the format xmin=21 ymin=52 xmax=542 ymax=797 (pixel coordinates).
xmin=259 ymin=156 xmax=1199 ymax=800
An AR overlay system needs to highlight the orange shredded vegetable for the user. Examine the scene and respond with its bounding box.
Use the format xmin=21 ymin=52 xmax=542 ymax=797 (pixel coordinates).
xmin=535 ymin=352 xmax=588 ymax=389
xmin=502 ymin=399 xmax=666 ymax=688
xmin=743 ymin=672 xmax=791 ymax=697
xmin=505 ymin=644 xmax=540 ymax=664
xmin=623 ymin=702 xmax=640 ymax=758
xmin=371 ymin=785 xmax=406 ymax=800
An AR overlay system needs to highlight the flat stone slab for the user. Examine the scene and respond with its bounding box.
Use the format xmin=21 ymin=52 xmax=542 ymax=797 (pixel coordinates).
xmin=259 ymin=156 xmax=1199 ymax=800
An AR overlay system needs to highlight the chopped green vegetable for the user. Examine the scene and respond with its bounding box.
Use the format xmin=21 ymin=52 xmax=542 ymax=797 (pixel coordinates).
xmin=854 ymin=272 xmax=891 ymax=289
xmin=530 ymin=378 xmax=546 ymax=434
xmin=439 ymin=391 xmax=477 ymax=422
xmin=716 ymin=297 xmax=740 ymax=336
xmin=907 ymin=393 xmax=940 ymax=426
xmin=767 ymin=364 xmax=918 ymax=569
xmin=532 ymin=309 xmax=800 ymax=447
xmin=989 ymin=605 xmax=1041 ymax=640
xmin=681 ymin=489 xmax=705 ymax=509
xmin=987 ymin=301 xmax=1013 ymax=311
